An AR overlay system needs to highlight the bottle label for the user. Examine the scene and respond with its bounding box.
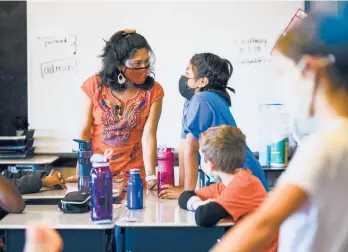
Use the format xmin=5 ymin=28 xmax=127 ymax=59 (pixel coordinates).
xmin=271 ymin=138 xmax=289 ymax=166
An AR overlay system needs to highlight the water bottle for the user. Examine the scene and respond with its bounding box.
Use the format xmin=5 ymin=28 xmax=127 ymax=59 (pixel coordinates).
xmin=157 ymin=147 xmax=174 ymax=194
xmin=90 ymin=150 xmax=113 ymax=223
xmin=259 ymin=104 xmax=289 ymax=167
xmin=127 ymin=169 xmax=143 ymax=210
xmin=73 ymin=139 xmax=92 ymax=193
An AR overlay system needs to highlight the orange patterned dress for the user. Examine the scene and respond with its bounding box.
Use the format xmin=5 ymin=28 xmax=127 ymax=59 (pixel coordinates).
xmin=82 ymin=75 xmax=164 ymax=179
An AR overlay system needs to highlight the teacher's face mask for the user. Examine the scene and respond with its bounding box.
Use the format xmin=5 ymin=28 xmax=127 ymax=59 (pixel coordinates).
xmin=124 ymin=66 xmax=150 ymax=85
xmin=179 ymin=75 xmax=195 ymax=100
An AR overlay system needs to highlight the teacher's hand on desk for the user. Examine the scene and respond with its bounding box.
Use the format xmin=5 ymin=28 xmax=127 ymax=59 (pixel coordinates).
xmin=158 ymin=185 xmax=184 ymax=199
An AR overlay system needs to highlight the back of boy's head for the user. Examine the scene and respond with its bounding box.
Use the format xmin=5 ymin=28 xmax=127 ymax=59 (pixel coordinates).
xmin=200 ymin=125 xmax=246 ymax=174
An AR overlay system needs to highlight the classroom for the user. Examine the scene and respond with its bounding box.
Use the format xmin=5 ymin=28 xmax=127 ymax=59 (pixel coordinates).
xmin=1 ymin=1 xmax=348 ymax=252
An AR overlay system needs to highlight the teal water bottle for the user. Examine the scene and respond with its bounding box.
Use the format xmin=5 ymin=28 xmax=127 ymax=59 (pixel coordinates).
xmin=270 ymin=137 xmax=289 ymax=167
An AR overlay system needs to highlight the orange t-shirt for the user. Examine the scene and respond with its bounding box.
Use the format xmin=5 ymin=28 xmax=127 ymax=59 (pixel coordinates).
xmin=195 ymin=169 xmax=278 ymax=252
xmin=81 ymin=75 xmax=164 ymax=179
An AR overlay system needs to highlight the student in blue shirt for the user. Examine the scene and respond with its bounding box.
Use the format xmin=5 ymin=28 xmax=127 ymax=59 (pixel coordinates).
xmin=159 ymin=53 xmax=268 ymax=199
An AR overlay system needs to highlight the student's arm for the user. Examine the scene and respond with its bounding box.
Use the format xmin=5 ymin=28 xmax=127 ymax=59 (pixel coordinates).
xmin=178 ymin=139 xmax=185 ymax=187
xmin=183 ymin=96 xmax=213 ymax=190
xmin=184 ymin=134 xmax=199 ymax=190
xmin=0 ymin=174 xmax=25 ymax=213
xmin=3 ymin=170 xmax=44 ymax=194
xmin=142 ymin=98 xmax=163 ymax=189
xmin=179 ymin=183 xmax=221 ymax=209
xmin=195 ymin=202 xmax=230 ymax=227
xmin=178 ymin=190 xmax=212 ymax=211
xmin=12 ymin=175 xmax=42 ymax=195
xmin=178 ymin=190 xmax=229 ymax=227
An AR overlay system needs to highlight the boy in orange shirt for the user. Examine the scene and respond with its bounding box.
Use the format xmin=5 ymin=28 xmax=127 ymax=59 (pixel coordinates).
xmin=178 ymin=125 xmax=277 ymax=251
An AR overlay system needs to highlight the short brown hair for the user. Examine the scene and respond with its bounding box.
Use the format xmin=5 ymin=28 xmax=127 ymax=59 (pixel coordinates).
xmin=200 ymin=125 xmax=246 ymax=174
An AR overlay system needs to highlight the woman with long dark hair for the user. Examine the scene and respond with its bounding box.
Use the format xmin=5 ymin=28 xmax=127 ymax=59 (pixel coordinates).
xmin=66 ymin=29 xmax=164 ymax=189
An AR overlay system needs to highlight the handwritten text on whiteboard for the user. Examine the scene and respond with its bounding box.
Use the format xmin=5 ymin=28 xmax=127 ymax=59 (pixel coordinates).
xmin=40 ymin=58 xmax=77 ymax=79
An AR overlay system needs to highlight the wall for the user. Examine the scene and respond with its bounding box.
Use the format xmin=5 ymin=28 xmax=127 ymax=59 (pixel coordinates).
xmin=306 ymin=0 xmax=348 ymax=15
xmin=27 ymin=1 xmax=304 ymax=153
xmin=2 ymin=1 xmax=346 ymax=138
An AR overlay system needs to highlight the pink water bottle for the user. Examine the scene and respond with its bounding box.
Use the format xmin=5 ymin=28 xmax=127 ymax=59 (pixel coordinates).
xmin=157 ymin=147 xmax=174 ymax=194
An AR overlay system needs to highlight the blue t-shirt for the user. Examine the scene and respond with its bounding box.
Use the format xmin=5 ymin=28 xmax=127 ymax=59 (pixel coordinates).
xmin=181 ymin=92 xmax=269 ymax=191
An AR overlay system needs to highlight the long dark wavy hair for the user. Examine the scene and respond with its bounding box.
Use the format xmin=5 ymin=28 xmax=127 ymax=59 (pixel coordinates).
xmin=190 ymin=53 xmax=235 ymax=106
xmin=99 ymin=31 xmax=155 ymax=93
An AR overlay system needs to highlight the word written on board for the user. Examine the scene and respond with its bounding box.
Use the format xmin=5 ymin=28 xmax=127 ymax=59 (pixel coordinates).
xmin=241 ymin=58 xmax=271 ymax=65
xmin=38 ymin=35 xmax=77 ymax=55
xmin=40 ymin=58 xmax=77 ymax=79
xmin=234 ymin=37 xmax=270 ymax=66
xmin=239 ymin=37 xmax=267 ymax=54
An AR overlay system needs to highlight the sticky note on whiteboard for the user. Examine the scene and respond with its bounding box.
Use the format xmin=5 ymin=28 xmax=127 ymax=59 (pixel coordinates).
xmin=271 ymin=9 xmax=307 ymax=55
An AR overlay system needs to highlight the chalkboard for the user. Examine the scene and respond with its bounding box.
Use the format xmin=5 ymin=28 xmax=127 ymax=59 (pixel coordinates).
xmin=0 ymin=1 xmax=27 ymax=136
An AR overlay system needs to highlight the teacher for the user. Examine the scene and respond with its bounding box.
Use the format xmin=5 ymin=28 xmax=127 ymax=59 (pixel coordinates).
xmin=66 ymin=29 xmax=164 ymax=189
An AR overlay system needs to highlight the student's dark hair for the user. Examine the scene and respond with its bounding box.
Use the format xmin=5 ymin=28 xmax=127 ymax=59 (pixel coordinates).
xmin=276 ymin=14 xmax=348 ymax=92
xmin=99 ymin=30 xmax=155 ymax=92
xmin=200 ymin=125 xmax=246 ymax=173
xmin=190 ymin=53 xmax=235 ymax=106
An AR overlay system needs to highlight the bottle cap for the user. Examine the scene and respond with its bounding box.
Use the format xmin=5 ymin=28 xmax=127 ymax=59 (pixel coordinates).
xmin=90 ymin=149 xmax=113 ymax=168
xmin=73 ymin=139 xmax=92 ymax=151
xmin=129 ymin=168 xmax=140 ymax=174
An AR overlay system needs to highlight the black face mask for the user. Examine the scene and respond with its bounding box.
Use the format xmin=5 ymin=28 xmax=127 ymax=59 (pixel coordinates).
xmin=179 ymin=75 xmax=195 ymax=100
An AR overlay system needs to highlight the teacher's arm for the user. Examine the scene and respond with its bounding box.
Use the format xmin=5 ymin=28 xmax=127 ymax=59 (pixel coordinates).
xmin=142 ymin=98 xmax=163 ymax=188
xmin=78 ymin=94 xmax=93 ymax=144
xmin=0 ymin=174 xmax=25 ymax=213
xmin=66 ymin=94 xmax=93 ymax=183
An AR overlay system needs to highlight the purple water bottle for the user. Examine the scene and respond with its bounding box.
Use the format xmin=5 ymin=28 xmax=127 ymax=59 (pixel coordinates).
xmin=127 ymin=169 xmax=143 ymax=210
xmin=157 ymin=147 xmax=174 ymax=195
xmin=73 ymin=139 xmax=92 ymax=193
xmin=90 ymin=151 xmax=113 ymax=223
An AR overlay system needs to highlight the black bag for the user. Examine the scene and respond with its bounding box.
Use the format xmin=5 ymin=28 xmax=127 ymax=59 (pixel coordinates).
xmin=58 ymin=191 xmax=91 ymax=213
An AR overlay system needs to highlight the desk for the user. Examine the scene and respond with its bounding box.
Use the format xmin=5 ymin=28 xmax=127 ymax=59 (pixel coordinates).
xmin=0 ymin=155 xmax=59 ymax=165
xmin=22 ymin=183 xmax=77 ymax=201
xmin=0 ymin=205 xmax=124 ymax=252
xmin=115 ymin=191 xmax=233 ymax=252
xmin=23 ymin=183 xmax=123 ymax=205
xmin=22 ymin=183 xmax=77 ymax=205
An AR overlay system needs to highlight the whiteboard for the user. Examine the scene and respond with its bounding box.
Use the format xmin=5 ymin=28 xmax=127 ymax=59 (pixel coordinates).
xmin=27 ymin=1 xmax=303 ymax=153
